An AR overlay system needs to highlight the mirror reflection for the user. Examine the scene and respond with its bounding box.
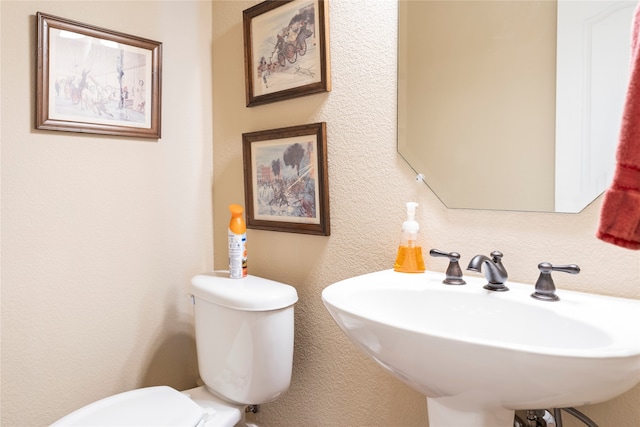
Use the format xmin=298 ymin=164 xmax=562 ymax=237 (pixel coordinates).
xmin=398 ymin=0 xmax=635 ymax=212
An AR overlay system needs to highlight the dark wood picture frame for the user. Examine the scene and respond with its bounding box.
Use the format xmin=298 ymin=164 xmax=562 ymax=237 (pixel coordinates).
xmin=242 ymin=123 xmax=330 ymax=236
xmin=36 ymin=12 xmax=162 ymax=138
xmin=243 ymin=0 xmax=331 ymax=107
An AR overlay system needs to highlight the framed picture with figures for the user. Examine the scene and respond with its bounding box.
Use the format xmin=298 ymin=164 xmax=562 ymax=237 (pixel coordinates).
xmin=243 ymin=0 xmax=331 ymax=107
xmin=36 ymin=12 xmax=162 ymax=138
xmin=242 ymin=123 xmax=330 ymax=236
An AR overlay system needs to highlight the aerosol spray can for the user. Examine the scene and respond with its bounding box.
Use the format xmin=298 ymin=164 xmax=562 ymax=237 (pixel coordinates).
xmin=228 ymin=204 xmax=247 ymax=279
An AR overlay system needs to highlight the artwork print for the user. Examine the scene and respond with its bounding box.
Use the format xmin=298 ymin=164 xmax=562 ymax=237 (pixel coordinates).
xmin=36 ymin=13 xmax=162 ymax=138
xmin=253 ymin=137 xmax=320 ymax=222
xmin=243 ymin=1 xmax=330 ymax=106
xmin=252 ymin=1 xmax=319 ymax=94
xmin=50 ymin=31 xmax=151 ymax=127
xmin=243 ymin=123 xmax=330 ymax=235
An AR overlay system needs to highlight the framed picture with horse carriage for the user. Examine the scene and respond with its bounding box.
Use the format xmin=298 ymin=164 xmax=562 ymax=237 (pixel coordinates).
xmin=242 ymin=122 xmax=330 ymax=236
xmin=242 ymin=0 xmax=331 ymax=107
xmin=36 ymin=12 xmax=162 ymax=138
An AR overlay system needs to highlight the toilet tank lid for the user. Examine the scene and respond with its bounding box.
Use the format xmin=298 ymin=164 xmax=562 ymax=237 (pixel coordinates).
xmin=50 ymin=386 xmax=203 ymax=427
xmin=190 ymin=272 xmax=298 ymax=311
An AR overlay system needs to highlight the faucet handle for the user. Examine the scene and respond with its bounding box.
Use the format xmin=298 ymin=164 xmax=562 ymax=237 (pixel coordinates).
xmin=490 ymin=251 xmax=504 ymax=263
xmin=531 ymin=262 xmax=580 ymax=301
xmin=429 ymin=249 xmax=466 ymax=285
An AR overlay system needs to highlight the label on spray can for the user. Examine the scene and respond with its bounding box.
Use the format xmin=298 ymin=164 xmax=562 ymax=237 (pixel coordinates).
xmin=228 ymin=230 xmax=247 ymax=279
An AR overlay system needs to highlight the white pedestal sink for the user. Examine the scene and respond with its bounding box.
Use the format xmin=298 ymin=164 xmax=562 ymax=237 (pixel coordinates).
xmin=322 ymin=270 xmax=640 ymax=427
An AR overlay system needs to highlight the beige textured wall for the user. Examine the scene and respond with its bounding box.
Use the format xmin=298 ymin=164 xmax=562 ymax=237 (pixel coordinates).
xmin=1 ymin=1 xmax=213 ymax=425
xmin=213 ymin=1 xmax=639 ymax=426
xmin=1 ymin=1 xmax=638 ymax=427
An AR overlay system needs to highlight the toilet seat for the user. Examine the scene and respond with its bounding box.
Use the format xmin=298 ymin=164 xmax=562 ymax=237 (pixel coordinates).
xmin=51 ymin=385 xmax=242 ymax=427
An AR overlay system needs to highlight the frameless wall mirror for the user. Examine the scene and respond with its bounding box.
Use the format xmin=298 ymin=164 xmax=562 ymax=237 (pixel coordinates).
xmin=398 ymin=0 xmax=635 ymax=212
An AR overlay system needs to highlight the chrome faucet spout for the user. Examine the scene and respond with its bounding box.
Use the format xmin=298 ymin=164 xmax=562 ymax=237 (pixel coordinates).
xmin=467 ymin=251 xmax=508 ymax=291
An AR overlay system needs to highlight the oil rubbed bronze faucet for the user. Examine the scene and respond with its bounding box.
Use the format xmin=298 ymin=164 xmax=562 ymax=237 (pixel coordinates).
xmin=531 ymin=262 xmax=580 ymax=301
xmin=429 ymin=249 xmax=466 ymax=285
xmin=467 ymin=251 xmax=509 ymax=291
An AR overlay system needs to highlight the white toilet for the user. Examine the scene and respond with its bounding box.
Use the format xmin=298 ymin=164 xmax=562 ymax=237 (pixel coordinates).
xmin=51 ymin=272 xmax=298 ymax=427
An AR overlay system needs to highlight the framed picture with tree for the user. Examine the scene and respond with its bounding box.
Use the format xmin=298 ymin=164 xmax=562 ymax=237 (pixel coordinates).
xmin=242 ymin=122 xmax=330 ymax=236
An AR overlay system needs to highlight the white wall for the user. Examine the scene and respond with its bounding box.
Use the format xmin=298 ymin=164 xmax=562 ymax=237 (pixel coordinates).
xmin=1 ymin=1 xmax=213 ymax=425
xmin=1 ymin=1 xmax=638 ymax=426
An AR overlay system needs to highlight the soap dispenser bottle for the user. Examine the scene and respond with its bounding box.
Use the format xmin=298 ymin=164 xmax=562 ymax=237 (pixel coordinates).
xmin=393 ymin=202 xmax=426 ymax=273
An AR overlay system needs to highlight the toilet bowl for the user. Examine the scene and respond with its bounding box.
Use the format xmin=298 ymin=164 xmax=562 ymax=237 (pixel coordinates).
xmin=51 ymin=272 xmax=298 ymax=427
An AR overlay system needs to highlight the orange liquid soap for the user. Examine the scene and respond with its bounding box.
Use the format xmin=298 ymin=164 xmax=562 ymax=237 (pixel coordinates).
xmin=394 ymin=244 xmax=426 ymax=273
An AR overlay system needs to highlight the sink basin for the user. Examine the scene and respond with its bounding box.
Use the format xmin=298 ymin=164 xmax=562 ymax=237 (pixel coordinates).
xmin=322 ymin=269 xmax=640 ymax=427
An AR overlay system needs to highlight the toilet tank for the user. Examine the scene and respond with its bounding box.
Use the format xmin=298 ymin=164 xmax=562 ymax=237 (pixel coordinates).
xmin=190 ymin=272 xmax=298 ymax=405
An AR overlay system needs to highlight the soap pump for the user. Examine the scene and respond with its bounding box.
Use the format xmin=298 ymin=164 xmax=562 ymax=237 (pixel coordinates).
xmin=393 ymin=202 xmax=426 ymax=273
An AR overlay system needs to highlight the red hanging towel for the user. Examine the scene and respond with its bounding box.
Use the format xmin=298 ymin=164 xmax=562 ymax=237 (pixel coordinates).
xmin=597 ymin=3 xmax=640 ymax=250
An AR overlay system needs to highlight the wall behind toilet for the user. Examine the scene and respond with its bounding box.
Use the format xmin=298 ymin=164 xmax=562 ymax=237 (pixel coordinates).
xmin=1 ymin=1 xmax=638 ymax=426
xmin=1 ymin=1 xmax=213 ymax=425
